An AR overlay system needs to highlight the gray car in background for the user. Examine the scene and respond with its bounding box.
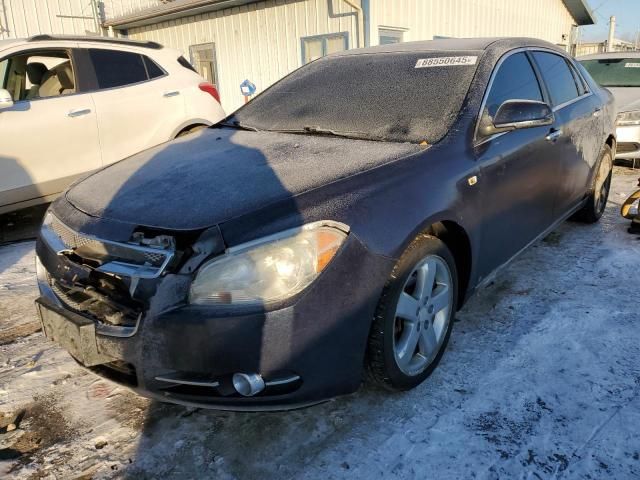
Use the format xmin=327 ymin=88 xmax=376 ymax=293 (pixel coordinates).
xmin=580 ymin=52 xmax=640 ymax=162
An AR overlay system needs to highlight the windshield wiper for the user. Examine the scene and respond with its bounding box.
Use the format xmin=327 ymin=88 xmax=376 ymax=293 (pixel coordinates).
xmin=265 ymin=125 xmax=384 ymax=141
xmin=219 ymin=120 xmax=260 ymax=132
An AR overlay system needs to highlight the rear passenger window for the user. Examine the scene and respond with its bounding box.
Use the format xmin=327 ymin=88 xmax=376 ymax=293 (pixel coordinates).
xmin=485 ymin=52 xmax=543 ymax=117
xmin=532 ymin=52 xmax=579 ymax=107
xmin=89 ymin=49 xmax=148 ymax=89
xmin=143 ymin=56 xmax=164 ymax=79
xmin=568 ymin=62 xmax=589 ymax=96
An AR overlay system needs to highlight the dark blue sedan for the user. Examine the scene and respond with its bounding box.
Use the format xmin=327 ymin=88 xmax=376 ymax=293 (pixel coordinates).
xmin=35 ymin=37 xmax=616 ymax=410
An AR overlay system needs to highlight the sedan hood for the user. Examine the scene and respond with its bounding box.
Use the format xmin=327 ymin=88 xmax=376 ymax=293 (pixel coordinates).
xmin=608 ymin=87 xmax=640 ymax=113
xmin=65 ymin=128 xmax=422 ymax=230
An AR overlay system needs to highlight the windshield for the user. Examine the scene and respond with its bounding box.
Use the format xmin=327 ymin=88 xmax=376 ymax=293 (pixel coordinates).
xmin=229 ymin=51 xmax=482 ymax=144
xmin=579 ymin=58 xmax=640 ymax=87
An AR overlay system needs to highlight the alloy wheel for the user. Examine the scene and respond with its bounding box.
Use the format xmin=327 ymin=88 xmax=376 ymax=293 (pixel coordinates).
xmin=392 ymin=254 xmax=453 ymax=376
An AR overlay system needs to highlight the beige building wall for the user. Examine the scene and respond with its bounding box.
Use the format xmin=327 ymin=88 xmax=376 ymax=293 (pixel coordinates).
xmin=127 ymin=0 xmax=360 ymax=113
xmin=369 ymin=0 xmax=576 ymax=48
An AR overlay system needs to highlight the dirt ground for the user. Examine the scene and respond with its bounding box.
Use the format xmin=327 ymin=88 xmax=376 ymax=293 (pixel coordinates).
xmin=0 ymin=167 xmax=639 ymax=479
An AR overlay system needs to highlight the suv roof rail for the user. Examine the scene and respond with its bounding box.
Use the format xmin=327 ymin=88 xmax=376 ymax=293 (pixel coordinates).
xmin=27 ymin=34 xmax=163 ymax=50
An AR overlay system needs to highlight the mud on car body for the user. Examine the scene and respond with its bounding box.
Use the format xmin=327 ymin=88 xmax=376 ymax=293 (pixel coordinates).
xmin=35 ymin=37 xmax=616 ymax=410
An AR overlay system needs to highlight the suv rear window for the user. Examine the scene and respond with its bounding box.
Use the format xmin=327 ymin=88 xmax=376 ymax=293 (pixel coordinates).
xmin=88 ymin=49 xmax=164 ymax=89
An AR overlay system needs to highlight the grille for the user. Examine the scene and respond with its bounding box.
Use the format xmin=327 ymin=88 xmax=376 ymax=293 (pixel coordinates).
xmin=50 ymin=216 xmax=101 ymax=251
xmin=46 ymin=214 xmax=173 ymax=273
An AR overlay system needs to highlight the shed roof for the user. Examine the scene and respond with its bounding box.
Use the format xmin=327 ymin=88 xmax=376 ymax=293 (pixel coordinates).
xmin=105 ymin=0 xmax=596 ymax=29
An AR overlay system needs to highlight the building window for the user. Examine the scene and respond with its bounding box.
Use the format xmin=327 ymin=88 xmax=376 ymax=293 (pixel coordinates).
xmin=301 ymin=33 xmax=348 ymax=64
xmin=379 ymin=28 xmax=404 ymax=45
xmin=189 ymin=43 xmax=219 ymax=89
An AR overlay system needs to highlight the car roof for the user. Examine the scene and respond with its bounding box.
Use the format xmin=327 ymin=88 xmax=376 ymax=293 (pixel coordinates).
xmin=0 ymin=38 xmax=22 ymax=50
xmin=332 ymin=37 xmax=565 ymax=58
xmin=578 ymin=51 xmax=640 ymax=60
xmin=26 ymin=34 xmax=163 ymax=50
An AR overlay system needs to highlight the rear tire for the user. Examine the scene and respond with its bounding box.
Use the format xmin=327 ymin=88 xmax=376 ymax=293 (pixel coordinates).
xmin=176 ymin=125 xmax=208 ymax=138
xmin=366 ymin=234 xmax=458 ymax=391
xmin=574 ymin=145 xmax=613 ymax=223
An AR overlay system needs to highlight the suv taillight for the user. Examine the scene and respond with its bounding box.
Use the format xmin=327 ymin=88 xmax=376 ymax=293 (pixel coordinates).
xmin=199 ymin=82 xmax=220 ymax=103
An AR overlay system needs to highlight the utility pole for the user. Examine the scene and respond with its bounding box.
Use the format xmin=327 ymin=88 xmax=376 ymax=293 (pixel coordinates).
xmin=607 ymin=15 xmax=616 ymax=52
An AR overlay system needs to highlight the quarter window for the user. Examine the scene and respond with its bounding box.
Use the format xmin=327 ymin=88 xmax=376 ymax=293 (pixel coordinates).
xmin=485 ymin=52 xmax=543 ymax=117
xmin=301 ymin=33 xmax=348 ymax=64
xmin=88 ymin=49 xmax=162 ymax=89
xmin=532 ymin=52 xmax=579 ymax=107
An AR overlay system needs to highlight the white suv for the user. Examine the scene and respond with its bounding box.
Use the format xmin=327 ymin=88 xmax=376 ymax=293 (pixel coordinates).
xmin=0 ymin=35 xmax=226 ymax=214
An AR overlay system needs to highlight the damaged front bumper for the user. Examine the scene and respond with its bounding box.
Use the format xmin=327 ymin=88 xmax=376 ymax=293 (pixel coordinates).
xmin=35 ymin=209 xmax=391 ymax=411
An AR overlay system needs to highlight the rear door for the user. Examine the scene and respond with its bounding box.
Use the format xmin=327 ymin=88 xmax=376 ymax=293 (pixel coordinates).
xmin=84 ymin=47 xmax=186 ymax=166
xmin=530 ymin=51 xmax=601 ymax=216
xmin=0 ymin=47 xmax=100 ymax=209
xmin=475 ymin=51 xmax=560 ymax=276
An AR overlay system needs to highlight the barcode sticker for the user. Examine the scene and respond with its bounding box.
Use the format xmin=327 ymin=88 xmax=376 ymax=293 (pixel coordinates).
xmin=625 ymin=62 xmax=640 ymax=68
xmin=415 ymin=56 xmax=478 ymax=68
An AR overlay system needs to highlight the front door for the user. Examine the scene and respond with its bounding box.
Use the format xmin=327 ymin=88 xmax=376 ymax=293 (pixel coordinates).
xmin=475 ymin=51 xmax=559 ymax=278
xmin=0 ymin=48 xmax=100 ymax=209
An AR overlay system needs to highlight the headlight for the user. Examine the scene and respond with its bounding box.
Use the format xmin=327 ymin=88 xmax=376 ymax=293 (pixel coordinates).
xmin=189 ymin=221 xmax=349 ymax=306
xmin=617 ymin=110 xmax=640 ymax=126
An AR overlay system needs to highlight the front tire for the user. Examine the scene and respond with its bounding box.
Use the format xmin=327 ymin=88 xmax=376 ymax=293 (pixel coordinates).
xmin=366 ymin=234 xmax=458 ymax=391
xmin=574 ymin=145 xmax=613 ymax=223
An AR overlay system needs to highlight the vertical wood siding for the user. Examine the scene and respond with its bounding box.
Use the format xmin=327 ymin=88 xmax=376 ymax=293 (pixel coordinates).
xmin=0 ymin=0 xmax=163 ymax=39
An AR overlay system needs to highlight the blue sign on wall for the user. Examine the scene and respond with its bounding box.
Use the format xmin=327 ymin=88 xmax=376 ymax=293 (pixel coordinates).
xmin=240 ymin=79 xmax=257 ymax=96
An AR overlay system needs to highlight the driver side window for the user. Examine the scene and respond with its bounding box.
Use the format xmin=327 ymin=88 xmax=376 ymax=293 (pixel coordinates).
xmin=0 ymin=50 xmax=76 ymax=102
xmin=485 ymin=52 xmax=543 ymax=118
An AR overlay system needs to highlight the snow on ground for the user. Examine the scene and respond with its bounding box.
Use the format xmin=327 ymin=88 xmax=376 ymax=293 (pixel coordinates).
xmin=0 ymin=167 xmax=639 ymax=479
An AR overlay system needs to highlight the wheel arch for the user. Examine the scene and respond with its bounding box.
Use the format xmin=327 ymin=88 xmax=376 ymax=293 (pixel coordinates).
xmin=415 ymin=220 xmax=473 ymax=310
xmin=605 ymin=134 xmax=616 ymax=156
xmin=172 ymin=119 xmax=213 ymax=139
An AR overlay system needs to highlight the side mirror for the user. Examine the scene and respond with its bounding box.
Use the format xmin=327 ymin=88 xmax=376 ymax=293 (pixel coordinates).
xmin=479 ymin=99 xmax=554 ymax=137
xmin=0 ymin=89 xmax=14 ymax=110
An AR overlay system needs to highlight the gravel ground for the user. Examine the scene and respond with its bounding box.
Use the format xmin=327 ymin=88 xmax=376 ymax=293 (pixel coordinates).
xmin=0 ymin=167 xmax=639 ymax=479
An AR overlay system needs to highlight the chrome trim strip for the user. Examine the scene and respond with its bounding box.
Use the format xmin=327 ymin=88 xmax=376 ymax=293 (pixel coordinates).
xmin=155 ymin=375 xmax=221 ymax=388
xmin=264 ymin=375 xmax=301 ymax=387
xmin=552 ymin=92 xmax=593 ymax=112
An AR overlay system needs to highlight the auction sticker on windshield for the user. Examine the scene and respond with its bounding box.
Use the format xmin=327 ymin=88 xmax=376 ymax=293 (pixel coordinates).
xmin=415 ymin=56 xmax=478 ymax=68
xmin=625 ymin=63 xmax=640 ymax=68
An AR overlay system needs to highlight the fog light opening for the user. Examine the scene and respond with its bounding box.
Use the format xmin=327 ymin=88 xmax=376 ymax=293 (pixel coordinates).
xmin=232 ymin=373 xmax=265 ymax=397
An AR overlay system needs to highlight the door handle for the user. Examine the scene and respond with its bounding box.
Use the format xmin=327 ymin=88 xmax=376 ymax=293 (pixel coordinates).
xmin=593 ymin=108 xmax=602 ymax=117
xmin=163 ymin=91 xmax=180 ymax=98
xmin=67 ymin=108 xmax=91 ymax=118
xmin=545 ymin=129 xmax=562 ymax=142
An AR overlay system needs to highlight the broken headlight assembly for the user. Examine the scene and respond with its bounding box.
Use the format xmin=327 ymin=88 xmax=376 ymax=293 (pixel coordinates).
xmin=189 ymin=221 xmax=349 ymax=306
xmin=617 ymin=110 xmax=640 ymax=126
